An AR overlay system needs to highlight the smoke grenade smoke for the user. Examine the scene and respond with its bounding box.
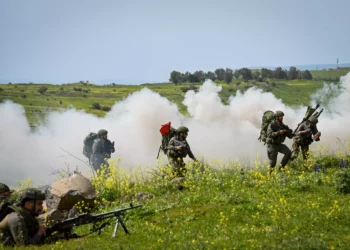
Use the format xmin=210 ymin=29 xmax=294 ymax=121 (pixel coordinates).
xmin=1 ymin=72 xmax=350 ymax=187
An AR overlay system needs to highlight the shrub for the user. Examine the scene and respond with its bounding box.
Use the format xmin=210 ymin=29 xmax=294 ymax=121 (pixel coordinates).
xmin=335 ymin=167 xmax=350 ymax=194
xmin=102 ymin=106 xmax=111 ymax=112
xmin=38 ymin=87 xmax=48 ymax=94
xmin=92 ymin=102 xmax=101 ymax=110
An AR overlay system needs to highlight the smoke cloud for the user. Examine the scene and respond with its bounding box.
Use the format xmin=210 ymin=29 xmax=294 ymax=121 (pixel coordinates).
xmin=1 ymin=72 xmax=350 ymax=187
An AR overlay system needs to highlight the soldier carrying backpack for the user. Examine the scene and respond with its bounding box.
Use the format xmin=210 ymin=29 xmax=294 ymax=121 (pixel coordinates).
xmin=83 ymin=129 xmax=115 ymax=171
xmin=156 ymin=122 xmax=177 ymax=159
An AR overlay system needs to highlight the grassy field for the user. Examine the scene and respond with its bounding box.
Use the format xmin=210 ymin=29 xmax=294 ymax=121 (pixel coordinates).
xmin=3 ymin=145 xmax=350 ymax=250
xmin=1 ymin=69 xmax=350 ymax=249
xmin=2 ymin=68 xmax=350 ymax=126
xmin=310 ymin=67 xmax=350 ymax=80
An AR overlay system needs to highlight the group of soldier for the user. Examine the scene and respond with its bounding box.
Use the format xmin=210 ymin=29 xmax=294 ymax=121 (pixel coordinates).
xmin=0 ymin=110 xmax=321 ymax=247
xmin=266 ymin=110 xmax=321 ymax=173
xmin=89 ymin=111 xmax=321 ymax=176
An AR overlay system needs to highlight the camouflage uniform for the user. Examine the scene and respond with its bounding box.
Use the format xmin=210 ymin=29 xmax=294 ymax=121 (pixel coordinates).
xmin=0 ymin=206 xmax=44 ymax=247
xmin=291 ymin=116 xmax=320 ymax=160
xmin=0 ymin=183 xmax=12 ymax=222
xmin=266 ymin=111 xmax=294 ymax=170
xmin=0 ymin=188 xmax=46 ymax=247
xmin=166 ymin=127 xmax=196 ymax=177
xmin=90 ymin=129 xmax=115 ymax=172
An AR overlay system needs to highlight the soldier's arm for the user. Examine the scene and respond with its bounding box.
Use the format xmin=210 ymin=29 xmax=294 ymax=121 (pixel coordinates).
xmin=166 ymin=138 xmax=177 ymax=151
xmin=311 ymin=126 xmax=319 ymax=135
xmin=187 ymin=147 xmax=195 ymax=160
xmin=92 ymin=140 xmax=102 ymax=155
xmin=297 ymin=124 xmax=311 ymax=135
xmin=7 ymin=213 xmax=43 ymax=246
xmin=267 ymin=123 xmax=280 ymax=137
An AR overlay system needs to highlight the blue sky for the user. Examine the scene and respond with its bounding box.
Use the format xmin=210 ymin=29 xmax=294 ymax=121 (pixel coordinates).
xmin=0 ymin=0 xmax=349 ymax=84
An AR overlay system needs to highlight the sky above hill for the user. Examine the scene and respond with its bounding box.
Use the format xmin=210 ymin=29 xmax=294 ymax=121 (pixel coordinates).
xmin=0 ymin=0 xmax=349 ymax=84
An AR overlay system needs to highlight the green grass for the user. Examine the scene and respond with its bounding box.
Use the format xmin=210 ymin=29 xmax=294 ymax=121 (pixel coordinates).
xmin=310 ymin=67 xmax=350 ymax=79
xmin=3 ymin=145 xmax=350 ymax=250
xmin=0 ymin=68 xmax=349 ymax=126
xmin=0 ymin=78 xmax=336 ymax=126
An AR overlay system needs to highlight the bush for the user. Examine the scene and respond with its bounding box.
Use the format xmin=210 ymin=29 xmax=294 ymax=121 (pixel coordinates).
xmin=38 ymin=87 xmax=48 ymax=94
xmin=181 ymin=85 xmax=198 ymax=93
xmin=21 ymin=94 xmax=27 ymax=98
xmin=102 ymin=106 xmax=111 ymax=112
xmin=92 ymin=102 xmax=101 ymax=110
xmin=0 ymin=88 xmax=3 ymax=92
xmin=335 ymin=167 xmax=350 ymax=194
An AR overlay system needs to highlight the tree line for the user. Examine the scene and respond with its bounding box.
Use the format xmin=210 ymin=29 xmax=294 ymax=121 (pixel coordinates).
xmin=169 ymin=67 xmax=313 ymax=84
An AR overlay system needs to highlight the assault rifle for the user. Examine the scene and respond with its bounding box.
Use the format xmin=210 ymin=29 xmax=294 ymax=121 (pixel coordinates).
xmin=293 ymin=103 xmax=323 ymax=134
xmin=45 ymin=203 xmax=142 ymax=239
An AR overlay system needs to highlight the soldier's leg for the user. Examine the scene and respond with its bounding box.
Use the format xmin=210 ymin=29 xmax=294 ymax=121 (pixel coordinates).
xmin=267 ymin=145 xmax=278 ymax=172
xmin=301 ymin=144 xmax=309 ymax=160
xmin=178 ymin=158 xmax=186 ymax=177
xmin=278 ymin=144 xmax=292 ymax=168
xmin=168 ymin=157 xmax=181 ymax=177
xmin=291 ymin=138 xmax=300 ymax=160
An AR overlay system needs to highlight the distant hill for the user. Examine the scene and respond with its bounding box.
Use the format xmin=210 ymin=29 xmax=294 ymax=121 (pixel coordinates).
xmin=251 ymin=63 xmax=350 ymax=71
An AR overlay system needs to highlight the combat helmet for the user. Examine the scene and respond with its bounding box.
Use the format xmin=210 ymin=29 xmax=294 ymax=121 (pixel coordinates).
xmin=0 ymin=183 xmax=12 ymax=194
xmin=98 ymin=129 xmax=108 ymax=136
xmin=177 ymin=126 xmax=189 ymax=133
xmin=17 ymin=188 xmax=46 ymax=205
xmin=308 ymin=116 xmax=318 ymax=124
xmin=274 ymin=110 xmax=284 ymax=117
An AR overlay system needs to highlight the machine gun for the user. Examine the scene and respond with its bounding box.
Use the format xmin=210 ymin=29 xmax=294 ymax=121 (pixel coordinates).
xmin=45 ymin=203 xmax=142 ymax=239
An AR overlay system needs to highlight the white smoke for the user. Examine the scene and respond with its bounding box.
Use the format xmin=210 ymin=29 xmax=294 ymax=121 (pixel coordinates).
xmin=1 ymin=72 xmax=350 ymax=187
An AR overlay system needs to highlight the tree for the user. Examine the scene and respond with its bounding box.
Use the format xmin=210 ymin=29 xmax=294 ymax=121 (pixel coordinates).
xmin=239 ymin=68 xmax=253 ymax=81
xmin=169 ymin=70 xmax=182 ymax=84
xmin=224 ymin=68 xmax=233 ymax=84
xmin=188 ymin=73 xmax=199 ymax=83
xmin=206 ymin=71 xmax=216 ymax=81
xmin=273 ymin=67 xmax=287 ymax=79
xmin=301 ymin=70 xmax=312 ymax=80
xmin=261 ymin=68 xmax=273 ymax=79
xmin=193 ymin=71 xmax=206 ymax=82
xmin=287 ymin=66 xmax=299 ymax=80
xmin=215 ymin=68 xmax=225 ymax=81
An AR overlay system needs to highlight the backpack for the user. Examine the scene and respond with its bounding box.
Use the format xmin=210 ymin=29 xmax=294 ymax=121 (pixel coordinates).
xmin=83 ymin=132 xmax=99 ymax=158
xmin=258 ymin=110 xmax=275 ymax=144
xmin=159 ymin=122 xmax=177 ymax=155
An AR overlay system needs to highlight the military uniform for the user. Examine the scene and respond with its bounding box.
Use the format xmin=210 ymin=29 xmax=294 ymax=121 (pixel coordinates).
xmin=166 ymin=126 xmax=196 ymax=177
xmin=266 ymin=111 xmax=294 ymax=170
xmin=0 ymin=188 xmax=46 ymax=247
xmin=0 ymin=199 xmax=10 ymax=222
xmin=291 ymin=116 xmax=320 ymax=160
xmin=0 ymin=183 xmax=12 ymax=222
xmin=0 ymin=206 xmax=44 ymax=247
xmin=90 ymin=129 xmax=115 ymax=171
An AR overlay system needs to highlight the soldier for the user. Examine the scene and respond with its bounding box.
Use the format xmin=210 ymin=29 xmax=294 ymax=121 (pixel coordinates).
xmin=166 ymin=126 xmax=197 ymax=177
xmin=266 ymin=111 xmax=295 ymax=172
xmin=0 ymin=188 xmax=47 ymax=247
xmin=90 ymin=129 xmax=115 ymax=172
xmin=0 ymin=183 xmax=13 ymax=222
xmin=291 ymin=115 xmax=321 ymax=160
